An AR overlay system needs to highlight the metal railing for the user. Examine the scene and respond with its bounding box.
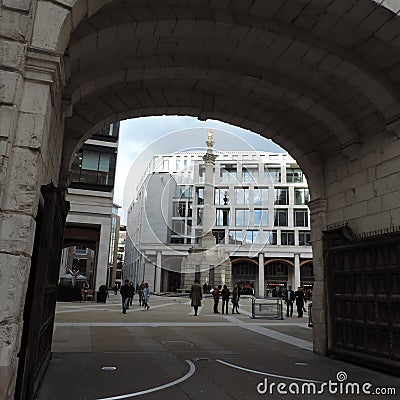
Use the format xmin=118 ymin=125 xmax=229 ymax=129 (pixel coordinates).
xmin=251 ymin=298 xmax=284 ymax=319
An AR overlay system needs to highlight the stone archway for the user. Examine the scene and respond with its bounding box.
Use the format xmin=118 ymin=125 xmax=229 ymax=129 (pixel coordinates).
xmin=2 ymin=1 xmax=400 ymax=398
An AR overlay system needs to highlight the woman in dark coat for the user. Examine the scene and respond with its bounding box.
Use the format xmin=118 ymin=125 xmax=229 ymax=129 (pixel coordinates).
xmin=189 ymin=279 xmax=202 ymax=316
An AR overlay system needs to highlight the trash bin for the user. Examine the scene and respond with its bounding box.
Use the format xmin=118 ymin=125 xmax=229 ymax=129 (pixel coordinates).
xmin=97 ymin=285 xmax=107 ymax=303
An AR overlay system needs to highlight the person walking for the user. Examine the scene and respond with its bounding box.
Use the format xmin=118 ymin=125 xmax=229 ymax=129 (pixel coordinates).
xmin=128 ymin=282 xmax=135 ymax=306
xmin=138 ymin=281 xmax=144 ymax=306
xmin=120 ymin=280 xmax=131 ymax=314
xmin=221 ymin=285 xmax=230 ymax=314
xmin=284 ymin=285 xmax=295 ymax=317
xmin=189 ymin=279 xmax=202 ymax=316
xmin=231 ymin=283 xmax=240 ymax=314
xmin=142 ymin=282 xmax=150 ymax=310
xmin=212 ymin=285 xmax=222 ymax=313
xmin=294 ymin=286 xmax=306 ymax=317
xmin=202 ymin=282 xmax=208 ymax=294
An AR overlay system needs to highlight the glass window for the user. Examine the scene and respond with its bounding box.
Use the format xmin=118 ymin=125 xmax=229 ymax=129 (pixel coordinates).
xmin=281 ymin=231 xmax=295 ymax=245
xmin=173 ymin=202 xmax=186 ymax=218
xmin=163 ymin=159 xmax=169 ymax=171
xmin=263 ymin=230 xmax=277 ymax=245
xmin=287 ymin=168 xmax=304 ymax=183
xmin=199 ymin=166 xmax=205 ymax=183
xmin=254 ymin=209 xmax=268 ymax=226
xmin=216 ymin=209 xmax=230 ymax=226
xmin=176 ymin=186 xmax=193 ymax=199
xmin=221 ymin=164 xmax=237 ymax=183
xmin=254 ymin=188 xmax=268 ymax=206
xmin=228 ymin=230 xmax=243 ymax=244
xmin=175 ymin=157 xmax=181 ymax=171
xmin=299 ymin=231 xmax=311 ymax=246
xmin=295 ymin=188 xmax=310 ymax=205
xmin=215 ymin=188 xmax=229 ymax=205
xmin=172 ymin=220 xmax=185 ymax=235
xmin=235 ymin=209 xmax=250 ymax=226
xmin=265 ymin=167 xmax=281 ymax=183
xmin=242 ymin=165 xmax=258 ymax=183
xmin=213 ymin=230 xmax=225 ymax=244
xmin=274 ymin=209 xmax=288 ymax=226
xmin=234 ymin=188 xmax=249 ymax=205
xmin=294 ymin=209 xmax=309 ymax=227
xmin=196 ymin=187 xmax=204 ymax=204
xmin=245 ymin=230 xmax=259 ymax=244
xmin=274 ymin=188 xmax=289 ymax=205
xmin=197 ymin=208 xmax=203 ymax=225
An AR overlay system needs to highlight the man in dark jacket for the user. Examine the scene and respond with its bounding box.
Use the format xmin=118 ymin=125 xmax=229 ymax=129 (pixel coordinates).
xmin=294 ymin=286 xmax=306 ymax=318
xmin=190 ymin=279 xmax=202 ymax=316
xmin=284 ymin=285 xmax=295 ymax=317
xmin=120 ymin=280 xmax=130 ymax=314
xmin=213 ymin=285 xmax=222 ymax=313
xmin=221 ymin=285 xmax=230 ymax=314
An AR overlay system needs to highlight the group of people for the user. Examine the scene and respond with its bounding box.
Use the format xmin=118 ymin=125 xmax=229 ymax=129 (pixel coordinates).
xmin=190 ymin=281 xmax=240 ymax=316
xmin=120 ymin=280 xmax=150 ymax=313
xmin=284 ymin=285 xmax=307 ymax=318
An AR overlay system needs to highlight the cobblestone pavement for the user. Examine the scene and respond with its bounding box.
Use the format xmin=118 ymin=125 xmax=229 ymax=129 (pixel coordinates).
xmin=35 ymin=294 xmax=399 ymax=400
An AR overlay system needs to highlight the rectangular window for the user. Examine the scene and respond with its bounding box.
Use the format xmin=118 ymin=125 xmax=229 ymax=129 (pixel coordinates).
xmin=254 ymin=209 xmax=268 ymax=226
xmin=199 ymin=166 xmax=205 ymax=183
xmin=265 ymin=167 xmax=281 ymax=183
xmin=287 ymin=168 xmax=304 ymax=183
xmin=242 ymin=165 xmax=258 ymax=183
xmin=235 ymin=209 xmax=250 ymax=226
xmin=175 ymin=157 xmax=181 ymax=171
xmin=234 ymin=188 xmax=249 ymax=205
xmin=299 ymin=231 xmax=311 ymax=246
xmin=263 ymin=230 xmax=277 ymax=245
xmin=176 ymin=186 xmax=193 ymax=199
xmin=281 ymin=231 xmax=295 ymax=245
xmin=294 ymin=188 xmax=310 ymax=205
xmin=245 ymin=230 xmax=259 ymax=244
xmin=214 ymin=188 xmax=229 ymax=205
xmin=221 ymin=164 xmax=237 ymax=183
xmin=274 ymin=188 xmax=289 ymax=205
xmin=216 ymin=209 xmax=230 ymax=226
xmin=212 ymin=230 xmax=225 ymax=244
xmin=163 ymin=159 xmax=169 ymax=171
xmin=294 ymin=209 xmax=309 ymax=227
xmin=173 ymin=202 xmax=186 ymax=217
xmin=74 ymin=246 xmax=87 ymax=255
xmin=172 ymin=220 xmax=185 ymax=235
xmin=254 ymin=188 xmax=268 ymax=206
xmin=274 ymin=209 xmax=288 ymax=226
xmin=229 ymin=230 xmax=243 ymax=244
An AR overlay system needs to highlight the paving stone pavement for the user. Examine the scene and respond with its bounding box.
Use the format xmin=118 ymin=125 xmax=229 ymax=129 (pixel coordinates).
xmin=35 ymin=294 xmax=400 ymax=400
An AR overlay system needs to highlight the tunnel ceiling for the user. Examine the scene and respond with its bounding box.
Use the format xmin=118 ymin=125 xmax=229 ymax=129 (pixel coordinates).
xmin=62 ymin=0 xmax=400 ymax=173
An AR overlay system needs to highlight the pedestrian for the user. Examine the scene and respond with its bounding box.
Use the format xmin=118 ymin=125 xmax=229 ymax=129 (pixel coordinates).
xmin=129 ymin=282 xmax=135 ymax=306
xmin=142 ymin=282 xmax=150 ymax=310
xmin=221 ymin=284 xmax=230 ymax=314
xmin=294 ymin=286 xmax=306 ymax=317
xmin=120 ymin=279 xmax=130 ymax=314
xmin=138 ymin=281 xmax=144 ymax=306
xmin=190 ymin=279 xmax=202 ymax=316
xmin=113 ymin=283 xmax=118 ymax=295
xmin=231 ymin=283 xmax=240 ymax=314
xmin=82 ymin=280 xmax=89 ymax=302
xmin=212 ymin=285 xmax=222 ymax=313
xmin=284 ymin=285 xmax=295 ymax=317
xmin=202 ymin=282 xmax=208 ymax=294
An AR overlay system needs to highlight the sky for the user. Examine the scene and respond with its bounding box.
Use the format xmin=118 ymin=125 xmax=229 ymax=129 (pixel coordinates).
xmin=114 ymin=116 xmax=285 ymax=223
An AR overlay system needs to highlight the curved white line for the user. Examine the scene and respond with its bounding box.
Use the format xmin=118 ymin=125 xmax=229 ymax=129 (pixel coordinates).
xmin=216 ymin=359 xmax=322 ymax=383
xmin=96 ymin=360 xmax=195 ymax=400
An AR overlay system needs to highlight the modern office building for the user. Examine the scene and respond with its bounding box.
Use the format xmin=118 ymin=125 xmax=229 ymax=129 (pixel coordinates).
xmin=124 ymin=132 xmax=313 ymax=297
xmin=116 ymin=225 xmax=126 ymax=287
xmin=61 ymin=123 xmax=120 ymax=292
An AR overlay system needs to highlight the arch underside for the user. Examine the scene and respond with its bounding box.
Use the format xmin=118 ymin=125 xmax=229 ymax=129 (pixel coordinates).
xmin=60 ymin=0 xmax=400 ymax=194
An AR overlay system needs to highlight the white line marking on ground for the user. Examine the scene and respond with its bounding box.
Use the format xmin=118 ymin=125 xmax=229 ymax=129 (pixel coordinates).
xmin=95 ymin=359 xmax=195 ymax=400
xmin=216 ymin=359 xmax=322 ymax=383
xmin=55 ymin=322 xmax=234 ymax=327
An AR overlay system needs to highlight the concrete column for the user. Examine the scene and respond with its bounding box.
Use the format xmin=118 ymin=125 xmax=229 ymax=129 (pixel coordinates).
xmin=95 ymin=222 xmax=111 ymax=290
xmin=155 ymin=251 xmax=162 ymax=292
xmin=294 ymin=253 xmax=300 ymax=290
xmin=258 ymin=253 xmax=265 ymax=298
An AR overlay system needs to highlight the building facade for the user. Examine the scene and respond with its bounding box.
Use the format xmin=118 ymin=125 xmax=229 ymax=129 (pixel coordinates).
xmin=124 ymin=148 xmax=313 ymax=297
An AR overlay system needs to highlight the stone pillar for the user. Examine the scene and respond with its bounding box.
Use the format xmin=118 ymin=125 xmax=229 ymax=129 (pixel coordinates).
xmin=155 ymin=251 xmax=162 ymax=292
xmin=258 ymin=253 xmax=265 ymax=298
xmin=308 ymin=198 xmax=328 ymax=355
xmin=294 ymin=253 xmax=300 ymax=289
xmin=95 ymin=222 xmax=111 ymax=290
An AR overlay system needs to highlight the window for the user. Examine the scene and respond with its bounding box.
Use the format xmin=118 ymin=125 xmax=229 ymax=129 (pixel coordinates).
xmin=173 ymin=202 xmax=186 ymax=217
xmin=234 ymin=188 xmax=249 ymax=205
xmin=235 ymin=209 xmax=250 ymax=226
xmin=91 ymin=122 xmax=120 ymax=141
xmin=295 ymin=188 xmax=310 ymax=205
xmin=175 ymin=157 xmax=181 ymax=171
xmin=212 ymin=229 xmax=225 ymax=244
xmin=221 ymin=164 xmax=237 ymax=183
xmin=254 ymin=188 xmax=268 ymax=206
xmin=242 ymin=165 xmax=258 ymax=183
xmin=265 ymin=167 xmax=281 ymax=183
xmin=281 ymin=231 xmax=295 ymax=245
xmin=287 ymin=168 xmax=304 ymax=183
xmin=172 ymin=220 xmax=185 ymax=235
xmin=294 ymin=209 xmax=309 ymax=227
xmin=199 ymin=166 xmax=205 ymax=183
xmin=274 ymin=209 xmax=288 ymax=226
xmin=254 ymin=209 xmax=268 ymax=226
xmin=74 ymin=246 xmax=87 ymax=255
xmin=229 ymin=230 xmax=243 ymax=244
xmin=163 ymin=159 xmax=169 ymax=171
xmin=274 ymin=188 xmax=289 ymax=205
xmin=197 ymin=208 xmax=203 ymax=224
xmin=216 ymin=209 xmax=230 ymax=226
xmin=171 ymin=237 xmax=184 ymax=244
xmin=176 ymin=186 xmax=193 ymax=199
xmin=245 ymin=230 xmax=259 ymax=244
xmin=196 ymin=187 xmax=204 ymax=204
xmin=263 ymin=230 xmax=277 ymax=245
xmin=299 ymin=231 xmax=311 ymax=246
xmin=215 ymin=188 xmax=229 ymax=205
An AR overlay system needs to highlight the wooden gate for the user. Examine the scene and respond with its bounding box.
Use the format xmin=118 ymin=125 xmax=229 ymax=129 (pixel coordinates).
xmin=15 ymin=184 xmax=69 ymax=399
xmin=325 ymin=225 xmax=400 ymax=376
